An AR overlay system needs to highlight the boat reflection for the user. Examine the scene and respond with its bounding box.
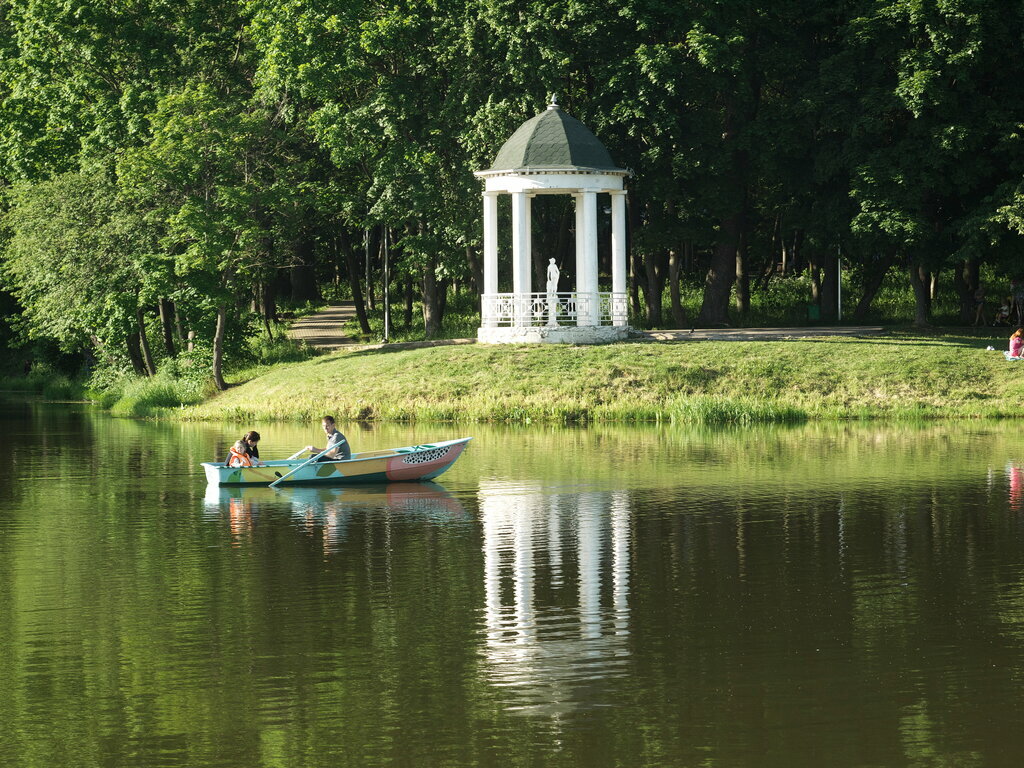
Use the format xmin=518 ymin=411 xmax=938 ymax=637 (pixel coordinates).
xmin=203 ymin=481 xmax=467 ymax=548
xmin=1009 ymin=463 xmax=1023 ymax=512
xmin=478 ymin=481 xmax=632 ymax=714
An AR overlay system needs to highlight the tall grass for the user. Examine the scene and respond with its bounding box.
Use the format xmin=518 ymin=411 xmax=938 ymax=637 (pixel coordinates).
xmin=102 ymin=374 xmax=208 ymax=417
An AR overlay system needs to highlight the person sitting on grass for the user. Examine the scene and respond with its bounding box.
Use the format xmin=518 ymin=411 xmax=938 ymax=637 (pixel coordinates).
xmin=305 ymin=415 xmax=351 ymax=462
xmin=994 ymin=297 xmax=1013 ymax=326
xmin=1007 ymin=328 xmax=1024 ymax=360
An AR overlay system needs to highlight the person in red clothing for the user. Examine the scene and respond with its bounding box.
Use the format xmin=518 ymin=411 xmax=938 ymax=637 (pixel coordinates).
xmin=1008 ymin=328 xmax=1024 ymax=360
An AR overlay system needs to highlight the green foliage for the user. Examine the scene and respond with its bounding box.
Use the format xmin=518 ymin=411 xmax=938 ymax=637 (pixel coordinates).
xmin=1 ymin=170 xmax=149 ymax=355
xmin=5 ymin=0 xmax=1024 ymax=363
xmin=0 ymin=362 xmax=82 ymax=400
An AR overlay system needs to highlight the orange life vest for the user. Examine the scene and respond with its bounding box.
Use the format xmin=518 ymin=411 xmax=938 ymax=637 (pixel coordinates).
xmin=227 ymin=446 xmax=254 ymax=467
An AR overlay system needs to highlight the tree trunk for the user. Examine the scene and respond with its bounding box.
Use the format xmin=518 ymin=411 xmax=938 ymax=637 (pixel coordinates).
xmin=907 ymin=262 xmax=931 ymax=327
xmin=734 ymin=231 xmax=750 ymax=317
xmin=643 ymin=249 xmax=665 ymax=328
xmin=261 ymin=281 xmax=278 ymax=338
xmin=290 ymin=236 xmax=319 ymax=303
xmin=918 ymin=266 xmax=932 ymax=315
xmin=954 ymin=258 xmax=979 ymax=324
xmin=158 ymin=299 xmax=176 ymax=357
xmin=820 ymin=250 xmax=839 ymax=323
xmin=174 ymin=309 xmax=185 ymax=346
xmin=696 ymin=211 xmax=742 ymax=326
xmin=125 ymin=330 xmax=146 ymax=375
xmin=338 ymin=230 xmax=372 ymax=334
xmin=212 ymin=303 xmax=228 ymax=391
xmin=366 ymin=227 xmax=380 ymax=311
xmin=669 ymin=247 xmax=686 ymax=328
xmin=790 ymin=229 xmax=804 ymax=274
xmin=404 ymin=277 xmax=414 ymax=329
xmin=629 ymin=255 xmax=642 ymax=325
xmin=438 ymin=277 xmax=449 ymax=321
xmin=627 ymin=196 xmax=644 ymax=325
xmin=137 ymin=307 xmax=156 ymax=376
xmin=421 ymin=254 xmax=441 ymax=338
xmin=697 ymin=94 xmax=750 ymax=328
xmin=465 ymin=245 xmax=483 ymax=302
xmin=852 ymin=253 xmax=895 ymax=322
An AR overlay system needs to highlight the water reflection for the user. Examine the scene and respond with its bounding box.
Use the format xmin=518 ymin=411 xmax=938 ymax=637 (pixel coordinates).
xmin=9 ymin=405 xmax=1024 ymax=767
xmin=204 ymin=482 xmax=467 ymax=551
xmin=479 ymin=481 xmax=632 ymax=714
xmin=1009 ymin=463 xmax=1023 ymax=512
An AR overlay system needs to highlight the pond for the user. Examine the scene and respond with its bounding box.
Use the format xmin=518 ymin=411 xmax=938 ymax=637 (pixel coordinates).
xmin=2 ymin=400 xmax=1023 ymax=767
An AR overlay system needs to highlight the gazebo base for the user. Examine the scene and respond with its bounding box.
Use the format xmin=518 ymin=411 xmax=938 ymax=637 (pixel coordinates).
xmin=477 ymin=325 xmax=631 ymax=345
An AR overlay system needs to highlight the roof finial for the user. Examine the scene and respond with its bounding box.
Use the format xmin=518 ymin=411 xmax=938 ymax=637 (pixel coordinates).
xmin=548 ymin=93 xmax=559 ymax=110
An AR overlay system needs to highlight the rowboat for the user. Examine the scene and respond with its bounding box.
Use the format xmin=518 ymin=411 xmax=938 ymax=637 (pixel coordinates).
xmin=202 ymin=437 xmax=472 ymax=487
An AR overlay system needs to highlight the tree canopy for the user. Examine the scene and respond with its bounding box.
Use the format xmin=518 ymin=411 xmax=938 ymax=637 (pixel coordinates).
xmin=2 ymin=0 xmax=1023 ymax=380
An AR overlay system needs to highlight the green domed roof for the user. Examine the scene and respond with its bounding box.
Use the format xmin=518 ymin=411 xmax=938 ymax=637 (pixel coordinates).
xmin=488 ymin=105 xmax=621 ymax=172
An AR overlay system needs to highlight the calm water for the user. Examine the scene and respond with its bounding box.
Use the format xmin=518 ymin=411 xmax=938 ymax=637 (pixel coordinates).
xmin=2 ymin=401 xmax=1024 ymax=767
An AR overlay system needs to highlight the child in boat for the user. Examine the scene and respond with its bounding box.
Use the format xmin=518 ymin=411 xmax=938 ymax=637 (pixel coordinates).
xmin=1007 ymin=328 xmax=1024 ymax=360
xmin=227 ymin=439 xmax=254 ymax=467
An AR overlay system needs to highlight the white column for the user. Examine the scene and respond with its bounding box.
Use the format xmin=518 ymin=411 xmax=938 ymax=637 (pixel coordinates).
xmin=582 ymin=191 xmax=599 ymax=325
xmin=483 ymin=191 xmax=499 ymax=327
xmin=512 ymin=192 xmax=532 ymax=326
xmin=574 ymin=193 xmax=586 ymax=326
xmin=610 ymin=190 xmax=627 ymax=326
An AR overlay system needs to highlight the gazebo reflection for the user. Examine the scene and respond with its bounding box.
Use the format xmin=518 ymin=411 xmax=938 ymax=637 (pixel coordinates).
xmin=479 ymin=481 xmax=632 ymax=713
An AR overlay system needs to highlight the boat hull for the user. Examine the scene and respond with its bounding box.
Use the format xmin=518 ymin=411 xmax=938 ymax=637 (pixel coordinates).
xmin=201 ymin=437 xmax=471 ymax=487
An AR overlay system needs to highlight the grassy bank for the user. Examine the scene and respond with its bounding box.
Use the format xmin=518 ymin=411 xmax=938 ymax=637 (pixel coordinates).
xmin=177 ymin=331 xmax=1024 ymax=425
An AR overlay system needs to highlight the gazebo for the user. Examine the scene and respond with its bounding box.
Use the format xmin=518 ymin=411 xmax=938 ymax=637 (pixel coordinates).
xmin=474 ymin=100 xmax=631 ymax=344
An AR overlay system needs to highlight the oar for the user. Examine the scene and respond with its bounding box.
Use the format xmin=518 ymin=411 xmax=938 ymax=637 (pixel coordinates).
xmin=285 ymin=448 xmax=308 ymax=460
xmin=269 ymin=445 xmax=333 ymax=489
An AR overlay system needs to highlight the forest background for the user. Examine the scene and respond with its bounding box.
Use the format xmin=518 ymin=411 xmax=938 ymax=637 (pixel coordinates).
xmin=1 ymin=0 xmax=1023 ymax=398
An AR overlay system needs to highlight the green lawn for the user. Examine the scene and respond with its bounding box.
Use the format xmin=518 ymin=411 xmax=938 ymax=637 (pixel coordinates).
xmin=177 ymin=331 xmax=1024 ymax=425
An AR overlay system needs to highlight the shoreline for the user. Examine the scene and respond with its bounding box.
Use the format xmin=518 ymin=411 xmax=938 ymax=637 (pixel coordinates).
xmin=172 ymin=331 xmax=1024 ymax=425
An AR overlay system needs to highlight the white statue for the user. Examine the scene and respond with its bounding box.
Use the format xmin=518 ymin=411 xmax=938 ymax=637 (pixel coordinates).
xmin=545 ymin=258 xmax=559 ymax=327
xmin=546 ymin=258 xmax=559 ymax=294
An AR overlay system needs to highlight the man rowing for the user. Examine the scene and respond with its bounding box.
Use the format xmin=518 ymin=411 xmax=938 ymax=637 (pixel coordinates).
xmin=305 ymin=415 xmax=351 ymax=462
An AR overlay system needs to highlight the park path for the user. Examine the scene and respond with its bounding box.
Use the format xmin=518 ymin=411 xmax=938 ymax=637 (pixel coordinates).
xmin=643 ymin=326 xmax=884 ymax=341
xmin=289 ymin=303 xmax=885 ymax=352
xmin=286 ymin=303 xmax=358 ymax=350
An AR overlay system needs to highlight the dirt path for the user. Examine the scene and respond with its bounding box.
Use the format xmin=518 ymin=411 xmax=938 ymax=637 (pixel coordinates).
xmin=286 ymin=303 xmax=358 ymax=350
xmin=289 ymin=305 xmax=885 ymax=351
xmin=641 ymin=326 xmax=885 ymax=341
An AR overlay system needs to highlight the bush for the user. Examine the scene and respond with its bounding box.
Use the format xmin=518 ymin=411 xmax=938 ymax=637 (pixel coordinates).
xmin=0 ymin=362 xmax=83 ymax=399
xmin=247 ymin=334 xmax=316 ymax=366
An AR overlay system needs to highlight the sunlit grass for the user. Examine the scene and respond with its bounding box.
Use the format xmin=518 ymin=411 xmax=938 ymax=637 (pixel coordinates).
xmin=178 ymin=330 xmax=1024 ymax=424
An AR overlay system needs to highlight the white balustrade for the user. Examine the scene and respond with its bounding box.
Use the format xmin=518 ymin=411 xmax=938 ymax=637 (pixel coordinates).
xmin=482 ymin=293 xmax=628 ymax=327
